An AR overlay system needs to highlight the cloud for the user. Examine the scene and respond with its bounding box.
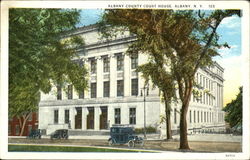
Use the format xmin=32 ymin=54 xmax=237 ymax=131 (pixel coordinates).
xmin=217 ymin=45 xmax=239 ymax=56
xmin=219 ymin=16 xmax=241 ymax=29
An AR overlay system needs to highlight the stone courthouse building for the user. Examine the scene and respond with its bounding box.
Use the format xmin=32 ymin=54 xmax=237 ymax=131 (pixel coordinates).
xmin=39 ymin=24 xmax=225 ymax=135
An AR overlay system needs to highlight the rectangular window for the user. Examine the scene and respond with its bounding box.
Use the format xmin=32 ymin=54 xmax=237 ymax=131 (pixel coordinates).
xmin=210 ymin=112 xmax=212 ymax=123
xmin=203 ymin=77 xmax=205 ymax=88
xmin=189 ymin=110 xmax=192 ymax=123
xmin=206 ymin=79 xmax=208 ymax=88
xmin=131 ymin=78 xmax=138 ymax=96
xmin=79 ymin=90 xmax=84 ymax=99
xmin=201 ymin=111 xmax=203 ymax=123
xmin=114 ymin=108 xmax=121 ymax=124
xmin=91 ymin=59 xmax=97 ymax=74
xmin=174 ymin=108 xmax=177 ymax=124
xmin=207 ymin=112 xmax=209 ymax=122
xmin=206 ymin=94 xmax=208 ymax=105
xmin=103 ymin=57 xmax=110 ymax=73
xmin=131 ymin=55 xmax=138 ymax=69
xmin=204 ymin=112 xmax=206 ymax=122
xmin=117 ymin=80 xmax=124 ymax=97
xmin=117 ymin=54 xmax=124 ymax=71
xmin=103 ymin=81 xmax=110 ymax=97
xmin=203 ymin=92 xmax=205 ymax=104
xmin=57 ymin=85 xmax=62 ymax=100
xmin=28 ymin=125 xmax=32 ymax=134
xmin=194 ymin=110 xmax=196 ymax=123
xmin=91 ymin=83 xmax=97 ymax=98
xmin=15 ymin=125 xmax=20 ymax=135
xmin=54 ymin=109 xmax=58 ymax=124
xmin=200 ymin=75 xmax=202 ymax=86
xmin=65 ymin=109 xmax=69 ymax=124
xmin=129 ymin=108 xmax=136 ymax=124
xmin=198 ymin=111 xmax=199 ymax=123
xmin=68 ymin=85 xmax=73 ymax=99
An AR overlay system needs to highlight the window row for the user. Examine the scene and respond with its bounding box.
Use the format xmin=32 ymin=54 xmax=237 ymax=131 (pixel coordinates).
xmin=195 ymin=73 xmax=213 ymax=91
xmin=115 ymin=108 xmax=136 ymax=125
xmin=53 ymin=108 xmax=137 ymax=125
xmin=57 ymin=79 xmax=139 ymax=100
xmin=90 ymin=53 xmax=138 ymax=74
xmin=192 ymin=91 xmax=214 ymax=106
xmin=189 ymin=110 xmax=217 ymax=124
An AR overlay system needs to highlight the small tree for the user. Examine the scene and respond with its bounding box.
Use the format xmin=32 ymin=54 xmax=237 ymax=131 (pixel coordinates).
xmin=137 ymin=62 xmax=176 ymax=140
xmin=9 ymin=9 xmax=88 ymax=135
xmin=223 ymin=87 xmax=242 ymax=129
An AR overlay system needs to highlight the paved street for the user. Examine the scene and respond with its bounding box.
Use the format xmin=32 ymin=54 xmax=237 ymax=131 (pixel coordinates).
xmin=9 ymin=134 xmax=242 ymax=152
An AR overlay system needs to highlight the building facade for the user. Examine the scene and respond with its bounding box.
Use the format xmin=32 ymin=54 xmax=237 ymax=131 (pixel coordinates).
xmin=8 ymin=112 xmax=38 ymax=136
xmin=39 ymin=25 xmax=225 ymax=135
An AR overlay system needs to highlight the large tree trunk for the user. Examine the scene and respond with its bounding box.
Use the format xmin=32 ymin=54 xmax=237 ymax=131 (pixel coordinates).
xmin=163 ymin=92 xmax=173 ymax=140
xmin=179 ymin=80 xmax=193 ymax=150
xmin=166 ymin=108 xmax=173 ymax=140
xmin=179 ymin=102 xmax=190 ymax=149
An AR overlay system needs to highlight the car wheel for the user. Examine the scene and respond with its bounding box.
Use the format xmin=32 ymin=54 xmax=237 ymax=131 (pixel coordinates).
xmin=139 ymin=139 xmax=144 ymax=147
xmin=128 ymin=140 xmax=135 ymax=148
xmin=108 ymin=139 xmax=113 ymax=146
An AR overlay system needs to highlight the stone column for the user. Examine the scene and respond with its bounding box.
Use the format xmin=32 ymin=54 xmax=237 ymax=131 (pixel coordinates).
xmin=121 ymin=104 xmax=129 ymax=124
xmin=124 ymin=54 xmax=130 ymax=97
xmin=94 ymin=107 xmax=101 ymax=130
xmin=82 ymin=107 xmax=88 ymax=130
xmin=58 ymin=108 xmax=64 ymax=124
xmin=109 ymin=54 xmax=116 ymax=98
xmin=85 ymin=59 xmax=91 ymax=99
xmin=70 ymin=107 xmax=77 ymax=129
xmin=96 ymin=56 xmax=103 ymax=98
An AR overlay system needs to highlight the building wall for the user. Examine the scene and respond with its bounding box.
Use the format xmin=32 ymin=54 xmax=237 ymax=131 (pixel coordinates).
xmin=8 ymin=112 xmax=38 ymax=136
xmin=39 ymin=24 xmax=225 ymax=135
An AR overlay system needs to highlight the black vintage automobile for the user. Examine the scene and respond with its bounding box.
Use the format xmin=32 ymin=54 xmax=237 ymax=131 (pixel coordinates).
xmin=27 ymin=129 xmax=42 ymax=139
xmin=108 ymin=126 xmax=144 ymax=148
xmin=50 ymin=129 xmax=69 ymax=140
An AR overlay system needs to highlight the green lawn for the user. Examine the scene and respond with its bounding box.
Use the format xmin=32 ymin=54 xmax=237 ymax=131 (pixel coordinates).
xmin=8 ymin=144 xmax=146 ymax=152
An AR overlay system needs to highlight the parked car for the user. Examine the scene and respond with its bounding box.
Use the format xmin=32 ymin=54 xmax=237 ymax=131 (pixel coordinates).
xmin=27 ymin=129 xmax=42 ymax=139
xmin=108 ymin=125 xmax=144 ymax=148
xmin=50 ymin=129 xmax=69 ymax=140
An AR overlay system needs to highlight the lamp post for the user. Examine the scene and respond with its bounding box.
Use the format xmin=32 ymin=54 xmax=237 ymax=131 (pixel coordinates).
xmin=141 ymin=84 xmax=149 ymax=139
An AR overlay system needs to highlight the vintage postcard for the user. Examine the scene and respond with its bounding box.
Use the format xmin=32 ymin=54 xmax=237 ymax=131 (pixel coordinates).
xmin=0 ymin=0 xmax=249 ymax=160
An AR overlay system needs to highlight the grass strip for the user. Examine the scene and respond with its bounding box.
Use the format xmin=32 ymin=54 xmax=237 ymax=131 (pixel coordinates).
xmin=8 ymin=144 xmax=147 ymax=152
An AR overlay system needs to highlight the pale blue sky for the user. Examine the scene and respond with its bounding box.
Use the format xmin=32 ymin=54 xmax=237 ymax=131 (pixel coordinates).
xmin=79 ymin=9 xmax=242 ymax=106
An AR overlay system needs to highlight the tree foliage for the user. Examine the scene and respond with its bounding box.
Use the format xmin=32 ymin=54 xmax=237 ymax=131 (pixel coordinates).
xmin=223 ymin=87 xmax=242 ymax=128
xmin=99 ymin=9 xmax=240 ymax=149
xmin=9 ymin=9 xmax=88 ymax=135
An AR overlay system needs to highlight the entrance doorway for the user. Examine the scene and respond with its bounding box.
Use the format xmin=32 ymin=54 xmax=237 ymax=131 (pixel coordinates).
xmin=75 ymin=107 xmax=82 ymax=129
xmin=100 ymin=106 xmax=108 ymax=130
xmin=87 ymin=107 xmax=94 ymax=129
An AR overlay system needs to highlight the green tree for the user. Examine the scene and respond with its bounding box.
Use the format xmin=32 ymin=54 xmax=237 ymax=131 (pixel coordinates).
xmin=99 ymin=9 xmax=240 ymax=149
xmin=9 ymin=9 xmax=88 ymax=136
xmin=137 ymin=62 xmax=177 ymax=140
xmin=223 ymin=87 xmax=242 ymax=128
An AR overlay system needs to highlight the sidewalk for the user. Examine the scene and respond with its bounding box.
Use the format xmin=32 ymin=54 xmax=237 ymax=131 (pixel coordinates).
xmin=9 ymin=134 xmax=242 ymax=152
xmin=11 ymin=133 xmax=242 ymax=142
